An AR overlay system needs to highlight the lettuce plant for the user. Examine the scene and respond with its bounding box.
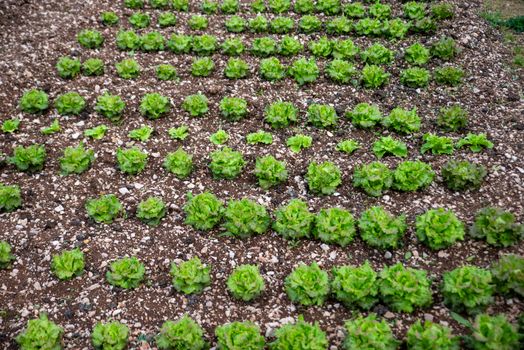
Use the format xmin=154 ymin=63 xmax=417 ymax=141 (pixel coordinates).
xmin=331 ymin=261 xmax=379 ymax=309
xmin=227 ymin=264 xmax=265 ymax=301
xmin=411 ymin=17 xmax=437 ymax=34
xmin=314 ymin=208 xmax=355 ymax=247
xmin=466 ymin=314 xmax=520 ymax=350
xmin=295 ymin=0 xmax=314 ymax=14
xmin=169 ymin=125 xmax=189 ymax=141
xmin=383 ymin=107 xmax=421 ymax=134
xmin=164 ymin=148 xmax=193 ymax=179
xmin=156 ymin=316 xmax=207 ymax=350
xmin=369 ymin=2 xmax=391 ymax=19
xmin=273 ymin=199 xmax=314 ymax=240
xmin=456 ymin=133 xmax=493 ymax=152
xmin=353 ymin=161 xmax=393 ymax=197
xmin=299 ymin=15 xmax=322 ymax=33
xmin=405 ymin=42 xmax=430 ymax=65
xmin=289 ymin=58 xmax=319 ymax=85
xmin=403 ymin=1 xmax=426 ymax=20
xmin=170 ymin=257 xmax=211 ymax=294
xmin=188 ymin=57 xmax=210 ymax=76
xmin=392 ymin=160 xmax=434 ymax=192
xmin=264 ymin=101 xmax=298 ymax=129
xmin=308 ymin=37 xmax=332 ymax=58
xmin=326 ymin=16 xmax=352 ymax=35
xmin=140 ymin=93 xmax=170 ymax=120
xmin=260 ymin=57 xmax=286 ymax=81
xmin=77 ymin=29 xmax=104 ymax=48
xmin=167 ymin=34 xmax=192 ymax=53
xmin=137 ymin=197 xmax=166 ymax=226
xmin=156 ymin=64 xmax=177 ymax=81
xmin=437 ymin=105 xmax=468 ymax=131
xmin=379 ymin=263 xmax=432 ymax=313
xmin=189 ymin=15 xmax=208 ymax=30
xmin=82 ymin=58 xmax=104 ymax=76
xmin=336 ymin=140 xmax=360 ymax=154
xmin=246 ymin=130 xmax=273 ymax=145
xmin=158 ymin=12 xmax=177 ymax=27
xmin=316 ymin=0 xmax=340 ymax=15
xmin=285 ymin=262 xmax=330 ymax=306
xmin=0 ymin=183 xmax=21 ymax=212
xmin=19 ymin=89 xmax=49 ymax=114
xmin=270 ymin=16 xmax=294 ymax=33
xmin=2 ymin=118 xmax=19 ymax=134
xmin=431 ymin=3 xmax=454 ymax=20
xmin=342 ymin=314 xmax=398 ymax=350
xmin=249 ymin=15 xmax=268 ymax=32
xmin=361 ymin=43 xmax=394 ymax=65
xmin=346 ymin=103 xmax=382 ymax=128
xmin=116 ymin=30 xmax=141 ymax=51
xmin=215 ymin=322 xmax=265 ymax=350
xmin=372 ymin=136 xmax=408 ymax=158
xmin=16 ymin=314 xmax=63 ymax=350
xmin=354 ymin=18 xmax=382 ymax=36
xmin=251 ymin=37 xmax=277 ymax=57
xmin=51 ymin=248 xmax=84 ymax=280
xmin=55 ymin=92 xmax=86 ymax=115
xmin=202 ymin=0 xmax=218 ymax=14
xmin=172 ymin=0 xmax=189 ymax=11
xmin=209 ymin=147 xmax=245 ymax=179
xmin=406 ymin=320 xmax=459 ymax=350
xmin=210 ymin=129 xmax=229 ymax=145
xmin=222 ymin=199 xmax=270 ymax=238
xmin=270 ymin=316 xmax=328 ymax=350
xmin=415 ymin=208 xmax=464 ymax=250
xmin=129 ymin=12 xmax=150 ymax=28
xmin=441 ymin=160 xmax=486 ymax=191
xmin=9 ymin=144 xmax=46 ymax=173
xmin=269 ymin=0 xmax=290 ymax=13
xmin=219 ymin=97 xmax=248 ymax=122
xmin=361 ymin=64 xmax=390 ymax=88
xmin=85 ymin=194 xmax=123 ymax=224
xmin=41 ymin=119 xmax=60 ymax=135
xmin=420 ymin=133 xmax=454 ymax=155
xmin=192 ymin=34 xmax=217 ymax=55
xmin=106 ymin=256 xmax=145 ymax=289
xmin=254 ymin=155 xmax=288 ymax=189
xmin=442 ymin=265 xmax=494 ymax=314
xmin=491 ymin=254 xmax=524 ymax=297
xmin=287 ymin=134 xmax=312 ymax=153
xmin=279 ymin=35 xmax=303 ymax=56
xmin=92 ymin=321 xmax=129 ymax=350
xmin=100 ymin=11 xmax=119 ymax=26
xmin=307 ymin=104 xmax=338 ymax=129
xmin=306 ymin=161 xmax=341 ymax=195
xmin=115 ymin=58 xmax=141 ymax=79
xmin=431 ymin=37 xmax=458 ymax=60
xmin=116 ymin=147 xmax=148 ymax=175
xmin=224 ymin=57 xmax=249 ymax=79
xmin=221 ymin=37 xmax=244 ymax=56
xmin=183 ymin=93 xmax=209 ymax=117
xmin=470 ymin=207 xmax=523 ymax=247
xmin=184 ymin=192 xmax=224 ymax=230
xmin=326 ymin=59 xmax=357 ymax=84
xmin=225 ymin=15 xmax=246 ymax=32
xmin=128 ymin=125 xmax=153 ymax=142
xmin=56 ymin=56 xmax=81 ymax=79
xmin=95 ymin=93 xmax=126 ymax=123
xmin=400 ymin=67 xmax=431 ymax=88
xmin=221 ymin=0 xmax=239 ymax=14
xmin=141 ymin=31 xmax=165 ymax=49
xmin=0 ymin=240 xmax=15 ymax=268
xmin=59 ymin=143 xmax=95 ymax=175
xmin=84 ymin=125 xmax=108 ymax=139
xmin=435 ymin=66 xmax=464 ymax=86
xmin=358 ymin=206 xmax=407 ymax=250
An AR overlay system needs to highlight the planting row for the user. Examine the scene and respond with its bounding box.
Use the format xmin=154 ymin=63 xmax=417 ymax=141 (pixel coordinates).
xmin=17 ymin=90 xmax=476 ymax=135
xmin=13 ymin=311 xmax=521 ymax=350
xmin=119 ymin=0 xmax=455 ymax=19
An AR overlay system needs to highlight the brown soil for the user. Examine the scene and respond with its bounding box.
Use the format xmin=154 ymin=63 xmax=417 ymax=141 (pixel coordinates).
xmin=0 ymin=0 xmax=523 ymax=349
